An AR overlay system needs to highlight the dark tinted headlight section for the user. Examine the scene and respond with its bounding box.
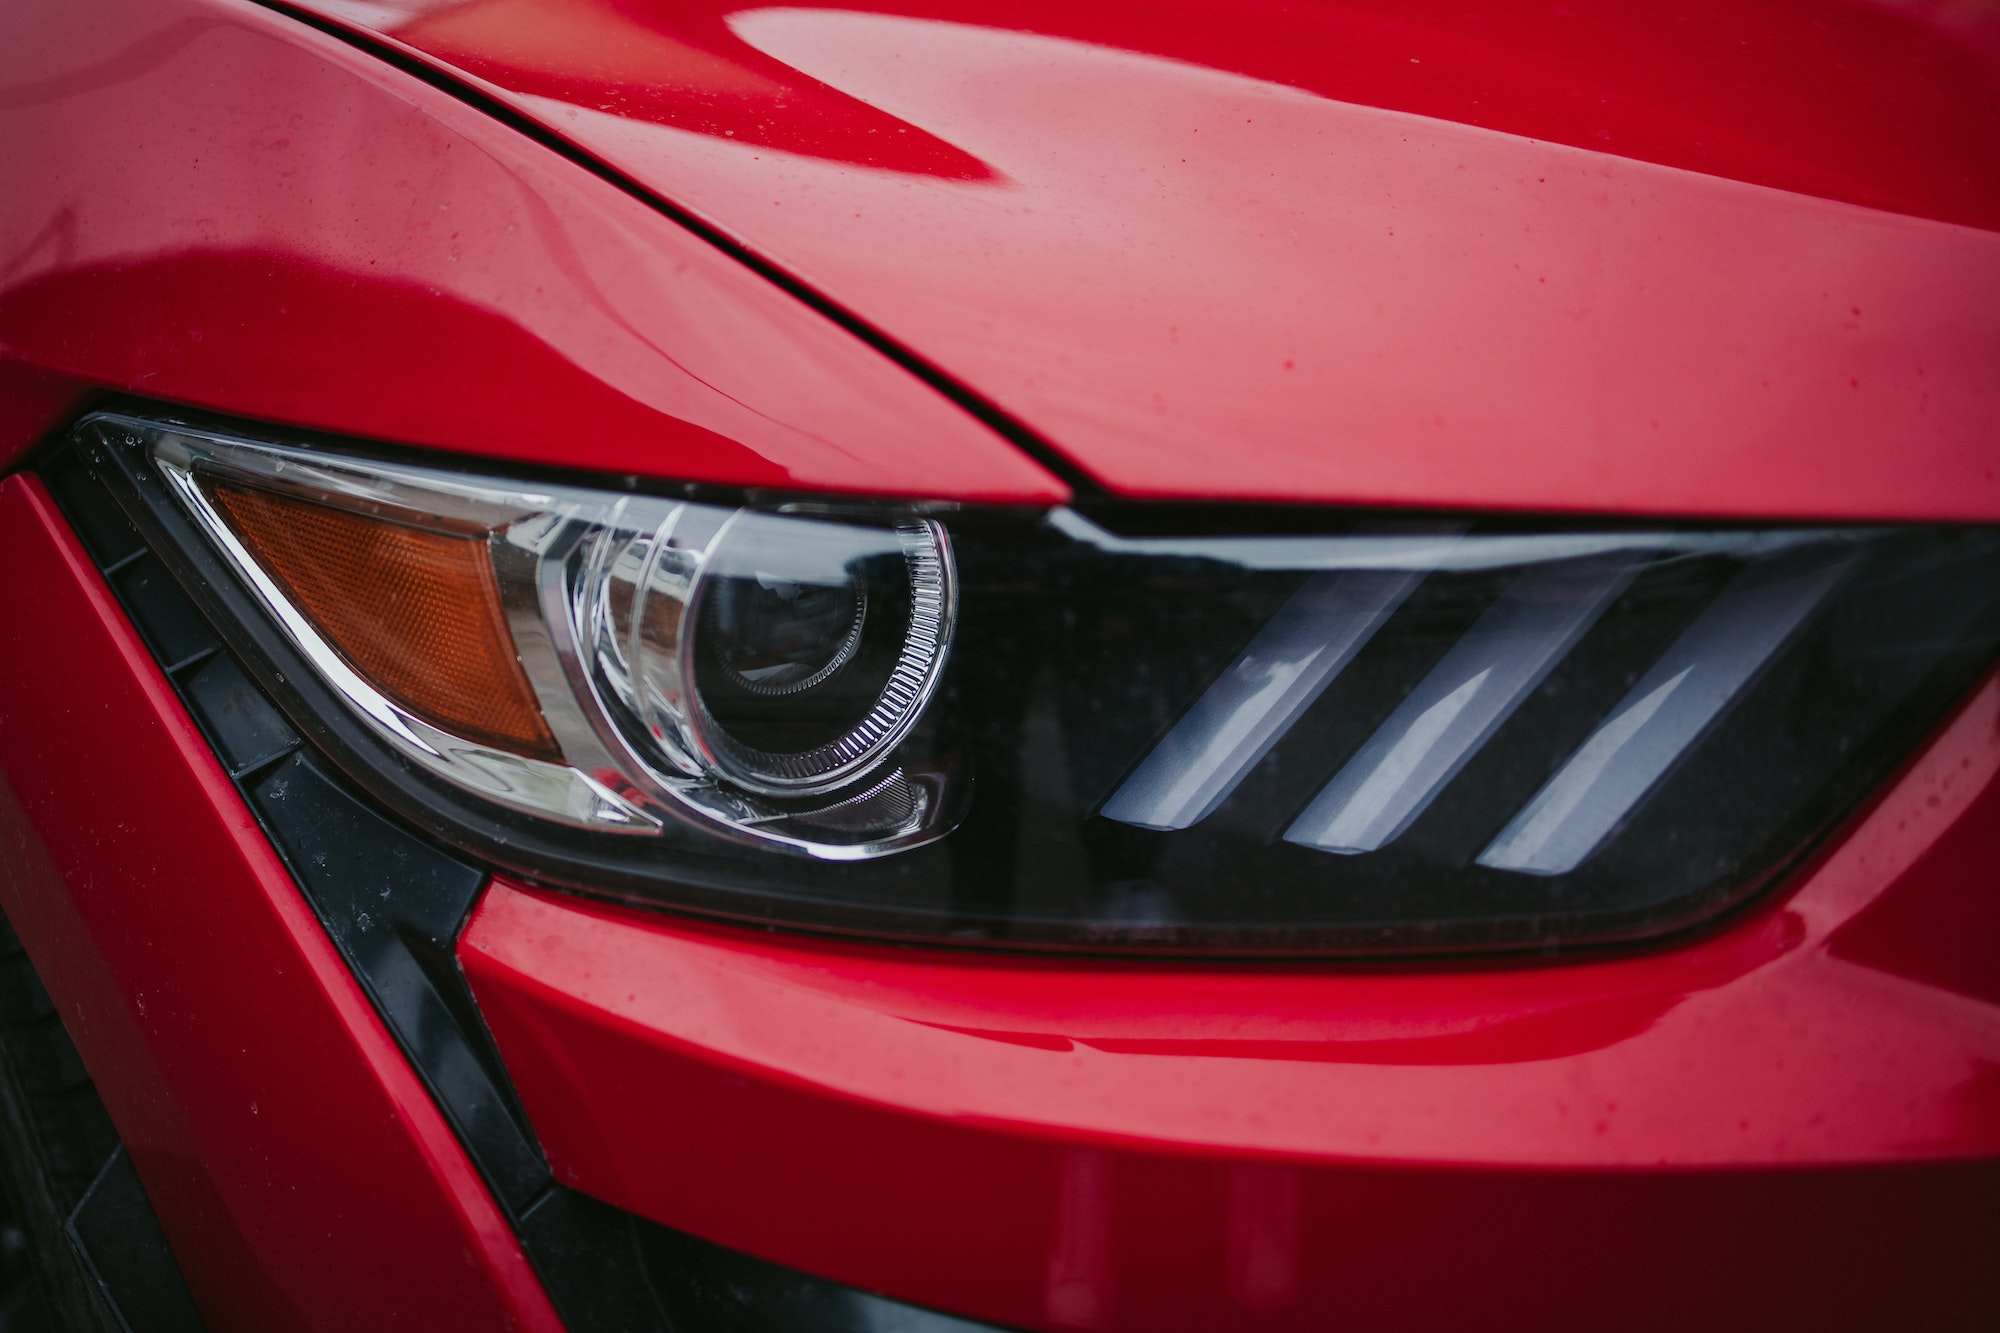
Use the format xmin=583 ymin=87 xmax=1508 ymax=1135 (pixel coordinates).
xmin=87 ymin=414 xmax=2000 ymax=954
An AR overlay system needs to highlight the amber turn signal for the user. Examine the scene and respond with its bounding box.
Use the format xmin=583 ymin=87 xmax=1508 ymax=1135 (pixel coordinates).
xmin=207 ymin=483 xmax=559 ymax=760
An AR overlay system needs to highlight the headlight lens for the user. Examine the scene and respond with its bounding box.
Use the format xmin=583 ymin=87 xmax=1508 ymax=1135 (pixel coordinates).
xmin=681 ymin=511 xmax=953 ymax=795
xmin=87 ymin=413 xmax=2000 ymax=954
xmin=551 ymin=499 xmax=956 ymax=816
xmin=150 ymin=425 xmax=959 ymax=854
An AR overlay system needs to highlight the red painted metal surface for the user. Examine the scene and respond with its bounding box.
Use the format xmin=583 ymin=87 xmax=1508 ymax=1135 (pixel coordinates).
xmin=462 ymin=670 xmax=2000 ymax=1331
xmin=0 ymin=0 xmax=1064 ymax=502
xmin=0 ymin=363 xmax=86 ymax=467
xmin=0 ymin=475 xmax=562 ymax=1333
xmin=283 ymin=0 xmax=2000 ymax=521
xmin=6 ymin=0 xmax=1997 ymax=1325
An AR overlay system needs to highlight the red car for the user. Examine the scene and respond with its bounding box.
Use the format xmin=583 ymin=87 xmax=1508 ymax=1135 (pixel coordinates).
xmin=2 ymin=1 xmax=1996 ymax=1329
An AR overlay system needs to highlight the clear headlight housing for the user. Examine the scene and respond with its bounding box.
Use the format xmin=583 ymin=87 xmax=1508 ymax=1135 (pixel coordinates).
xmin=88 ymin=413 xmax=2000 ymax=954
xmin=151 ymin=426 xmax=960 ymax=856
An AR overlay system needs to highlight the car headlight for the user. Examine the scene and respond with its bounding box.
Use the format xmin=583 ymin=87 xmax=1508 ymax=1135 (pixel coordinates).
xmin=81 ymin=412 xmax=2000 ymax=954
xmin=144 ymin=422 xmax=959 ymax=857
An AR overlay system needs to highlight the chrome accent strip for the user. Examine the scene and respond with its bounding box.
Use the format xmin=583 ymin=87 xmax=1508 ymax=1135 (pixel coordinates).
xmin=151 ymin=427 xmax=597 ymax=531
xmin=1048 ymin=509 xmax=1860 ymax=573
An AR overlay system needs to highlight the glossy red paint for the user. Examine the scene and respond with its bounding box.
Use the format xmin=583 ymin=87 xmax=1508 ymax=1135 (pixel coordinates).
xmin=0 ymin=0 xmax=1064 ymax=502
xmin=286 ymin=0 xmax=2000 ymax=521
xmin=6 ymin=0 xmax=1997 ymax=1326
xmin=0 ymin=362 xmax=86 ymax=466
xmin=0 ymin=475 xmax=560 ymax=1333
xmin=320 ymin=0 xmax=2000 ymax=232
xmin=460 ymin=669 xmax=2000 ymax=1330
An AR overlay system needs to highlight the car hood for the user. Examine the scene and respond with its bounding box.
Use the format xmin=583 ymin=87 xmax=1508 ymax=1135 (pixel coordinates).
xmin=299 ymin=0 xmax=2000 ymax=520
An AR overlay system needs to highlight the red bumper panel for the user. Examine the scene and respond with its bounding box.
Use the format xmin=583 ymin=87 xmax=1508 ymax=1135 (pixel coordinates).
xmin=463 ymin=675 xmax=2000 ymax=1331
xmin=0 ymin=474 xmax=561 ymax=1332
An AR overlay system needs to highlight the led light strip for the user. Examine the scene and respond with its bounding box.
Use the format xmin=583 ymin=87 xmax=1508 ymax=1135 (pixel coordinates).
xmin=1285 ymin=552 xmax=1640 ymax=854
xmin=1098 ymin=554 xmax=1446 ymax=831
xmin=1478 ymin=551 xmax=1851 ymax=875
xmin=1103 ymin=533 xmax=1853 ymax=875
